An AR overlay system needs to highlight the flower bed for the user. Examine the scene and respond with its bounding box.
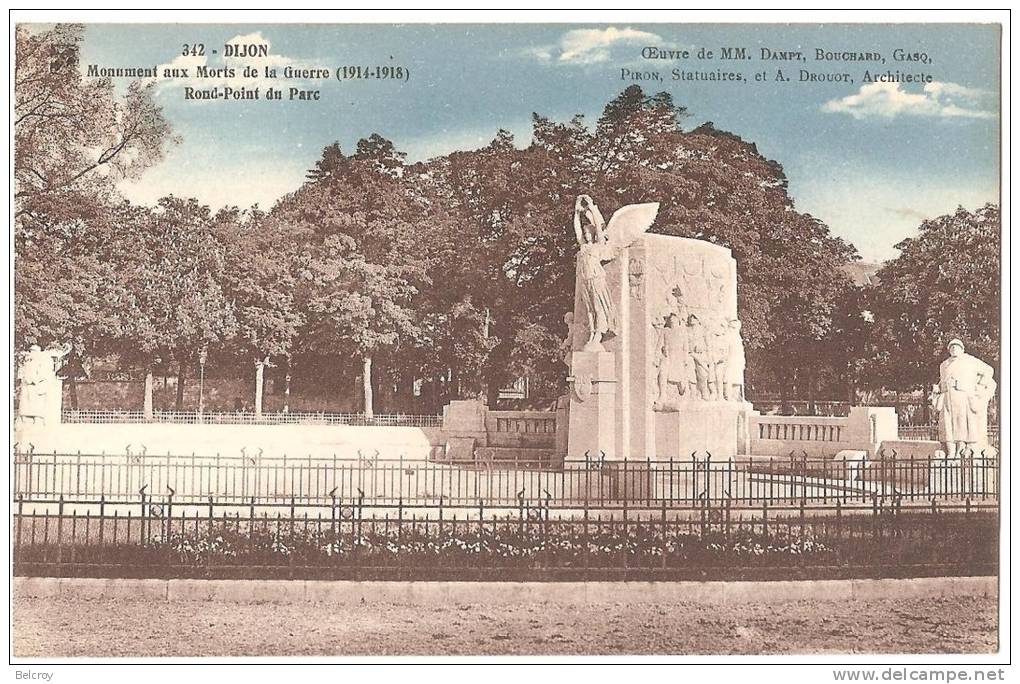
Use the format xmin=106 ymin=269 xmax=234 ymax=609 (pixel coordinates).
xmin=13 ymin=510 xmax=997 ymax=581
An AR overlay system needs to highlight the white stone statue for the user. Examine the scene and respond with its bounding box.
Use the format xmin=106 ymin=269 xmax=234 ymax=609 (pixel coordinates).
xmin=573 ymin=195 xmax=659 ymax=351
xmin=932 ymin=339 xmax=996 ymax=458
xmin=17 ymin=343 xmax=71 ymax=423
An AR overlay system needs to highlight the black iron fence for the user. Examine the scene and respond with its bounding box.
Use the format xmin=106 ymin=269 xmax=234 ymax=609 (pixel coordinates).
xmin=11 ymin=496 xmax=997 ymax=581
xmin=13 ymin=450 xmax=999 ymax=510
xmin=898 ymin=424 xmax=1000 ymax=449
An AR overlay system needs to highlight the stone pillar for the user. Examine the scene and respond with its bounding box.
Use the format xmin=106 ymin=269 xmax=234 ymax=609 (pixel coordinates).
xmin=440 ymin=398 xmax=488 ymax=463
xmin=847 ymin=406 xmax=898 ymax=457
xmin=554 ymin=394 xmax=570 ymax=457
xmin=566 ymin=351 xmax=617 ymax=460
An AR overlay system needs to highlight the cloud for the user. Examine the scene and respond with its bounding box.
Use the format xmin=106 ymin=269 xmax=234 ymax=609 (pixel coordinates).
xmin=118 ymin=148 xmax=307 ymax=211
xmin=821 ymin=81 xmax=995 ymax=120
xmin=524 ymin=26 xmax=663 ymax=65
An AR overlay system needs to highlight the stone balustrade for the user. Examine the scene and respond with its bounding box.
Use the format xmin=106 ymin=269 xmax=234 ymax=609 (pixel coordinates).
xmin=747 ymin=407 xmax=898 ymax=458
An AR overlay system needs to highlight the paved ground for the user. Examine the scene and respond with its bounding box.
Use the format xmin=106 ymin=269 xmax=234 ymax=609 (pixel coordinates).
xmin=13 ymin=594 xmax=997 ymax=656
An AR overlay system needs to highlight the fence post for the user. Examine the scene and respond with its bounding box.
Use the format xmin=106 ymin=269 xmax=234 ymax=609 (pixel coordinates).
xmin=329 ymin=487 xmax=338 ymax=537
xmin=438 ymin=495 xmax=444 ymax=537
xmin=517 ymin=488 xmax=525 ymax=535
xmin=55 ymin=495 xmax=65 ymax=576
xmin=356 ymin=488 xmax=364 ymax=541
xmin=583 ymin=500 xmax=590 ymax=578
xmin=668 ymin=456 xmax=674 ymax=505
xmin=699 ymin=492 xmax=707 ymax=539
xmin=165 ymin=485 xmax=175 ymax=544
xmin=871 ymin=492 xmax=880 ymax=541
xmin=397 ymin=498 xmax=404 ymax=577
xmin=725 ymin=494 xmax=732 ymax=540
xmin=14 ymin=496 xmax=23 ymax=573
xmin=691 ymin=453 xmax=699 ymax=506
xmin=660 ymin=500 xmax=668 ymax=571
xmin=248 ymin=496 xmax=256 ymax=560
xmin=139 ymin=485 xmax=148 ymax=547
xmin=98 ymin=495 xmax=106 ymax=549
xmin=835 ymin=497 xmax=842 ymax=538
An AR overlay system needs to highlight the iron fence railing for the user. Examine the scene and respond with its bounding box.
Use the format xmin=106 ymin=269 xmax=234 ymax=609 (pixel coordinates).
xmin=11 ymin=496 xmax=998 ymax=581
xmin=61 ymin=409 xmax=442 ymax=428
xmin=12 ymin=450 xmax=999 ymax=510
xmin=897 ymin=424 xmax=1001 ymax=449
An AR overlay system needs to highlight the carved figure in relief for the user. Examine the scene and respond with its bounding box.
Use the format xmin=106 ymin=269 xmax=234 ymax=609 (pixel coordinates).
xmin=687 ymin=313 xmax=712 ymax=400
xmin=725 ymin=319 xmax=746 ymax=401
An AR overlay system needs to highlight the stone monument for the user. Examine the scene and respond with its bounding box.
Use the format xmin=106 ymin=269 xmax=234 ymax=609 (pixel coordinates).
xmin=565 ymin=196 xmax=754 ymax=461
xmin=16 ymin=343 xmax=71 ymax=426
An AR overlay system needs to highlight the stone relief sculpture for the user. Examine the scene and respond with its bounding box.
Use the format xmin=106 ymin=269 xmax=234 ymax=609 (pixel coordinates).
xmin=686 ymin=313 xmax=713 ymax=400
xmin=709 ymin=316 xmax=729 ymax=400
xmin=573 ymin=195 xmax=659 ymax=351
xmin=932 ymin=339 xmax=996 ymax=458
xmin=724 ymin=319 xmax=746 ymax=401
xmin=652 ymin=311 xmax=691 ymax=410
xmin=651 ymin=306 xmax=746 ymax=409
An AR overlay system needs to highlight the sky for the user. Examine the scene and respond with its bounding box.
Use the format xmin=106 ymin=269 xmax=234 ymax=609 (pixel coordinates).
xmin=74 ymin=22 xmax=1001 ymax=262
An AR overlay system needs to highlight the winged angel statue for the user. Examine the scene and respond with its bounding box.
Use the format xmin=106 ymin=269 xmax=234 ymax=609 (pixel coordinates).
xmin=573 ymin=195 xmax=659 ymax=351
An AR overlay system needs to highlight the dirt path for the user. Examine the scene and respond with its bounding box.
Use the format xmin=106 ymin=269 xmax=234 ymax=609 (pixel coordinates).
xmin=14 ymin=593 xmax=997 ymax=657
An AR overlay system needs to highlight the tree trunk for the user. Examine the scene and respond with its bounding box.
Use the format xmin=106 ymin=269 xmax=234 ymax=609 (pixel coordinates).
xmin=806 ymin=367 xmax=816 ymax=415
xmin=254 ymin=359 xmax=266 ymax=418
xmin=175 ymin=361 xmax=186 ymax=411
xmin=362 ymin=356 xmax=374 ymax=419
xmin=283 ymin=356 xmax=292 ymax=414
xmin=847 ymin=365 xmax=856 ymax=405
xmin=143 ymin=368 xmax=154 ymax=419
xmin=68 ymin=378 xmax=79 ymax=411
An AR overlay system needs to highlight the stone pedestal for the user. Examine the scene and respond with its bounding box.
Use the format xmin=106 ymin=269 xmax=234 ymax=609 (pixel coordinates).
xmin=654 ymin=401 xmax=755 ymax=459
xmin=566 ymin=351 xmax=617 ymax=460
xmin=569 ymin=462 xmax=653 ymax=505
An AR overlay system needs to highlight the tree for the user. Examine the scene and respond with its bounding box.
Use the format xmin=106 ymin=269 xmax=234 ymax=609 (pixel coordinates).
xmin=423 ymin=87 xmax=859 ymax=405
xmin=123 ymin=197 xmax=237 ymax=413
xmin=15 ymin=24 xmax=175 ymax=226
xmin=14 ymin=23 xmax=175 ymax=399
xmin=216 ymin=207 xmax=304 ymax=416
xmin=870 ymin=204 xmax=1000 ymax=390
xmin=752 ymin=212 xmax=858 ymax=407
xmin=277 ymin=138 xmax=428 ymax=417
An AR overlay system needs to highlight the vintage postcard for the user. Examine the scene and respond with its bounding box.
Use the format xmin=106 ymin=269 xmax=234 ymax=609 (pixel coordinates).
xmin=9 ymin=11 xmax=1008 ymax=675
